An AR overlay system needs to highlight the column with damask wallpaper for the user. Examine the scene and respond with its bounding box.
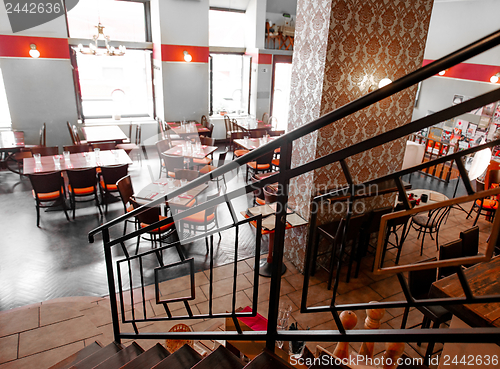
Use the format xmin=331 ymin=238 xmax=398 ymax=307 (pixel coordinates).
xmin=284 ymin=0 xmax=434 ymax=272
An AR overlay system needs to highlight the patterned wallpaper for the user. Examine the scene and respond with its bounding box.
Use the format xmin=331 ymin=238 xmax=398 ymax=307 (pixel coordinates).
xmin=284 ymin=0 xmax=434 ymax=271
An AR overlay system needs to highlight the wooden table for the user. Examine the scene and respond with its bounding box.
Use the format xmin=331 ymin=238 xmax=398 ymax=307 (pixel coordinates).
xmin=241 ymin=204 xmax=308 ymax=277
xmin=82 ymin=125 xmax=129 ymax=144
xmin=233 ymin=119 xmax=272 ymax=132
xmin=171 ymin=125 xmax=210 ymax=137
xmin=135 ymin=178 xmax=209 ymax=208
xmin=0 ymin=131 xmax=24 ymax=165
xmin=164 ymin=144 xmax=218 ymax=160
xmin=23 ymin=149 xmax=132 ymax=175
xmin=234 ymin=137 xmax=276 ymax=151
xmin=429 ymin=255 xmax=500 ymax=328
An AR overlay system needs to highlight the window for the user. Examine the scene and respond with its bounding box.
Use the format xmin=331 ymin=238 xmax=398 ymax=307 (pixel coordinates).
xmin=67 ymin=0 xmax=153 ymax=120
xmin=209 ymin=10 xmax=246 ymax=48
xmin=0 ymin=67 xmax=12 ymax=128
xmin=210 ymin=54 xmax=251 ymax=116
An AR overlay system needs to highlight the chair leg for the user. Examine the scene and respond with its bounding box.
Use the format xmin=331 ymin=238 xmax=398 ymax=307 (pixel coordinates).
xmin=135 ymin=231 xmax=141 ymax=255
xmin=61 ymin=197 xmax=70 ymax=222
xmin=400 ymin=307 xmax=410 ymax=329
xmin=95 ymin=192 xmax=103 ymax=216
xmin=71 ymin=194 xmax=76 ymax=220
xmin=204 ymin=224 xmax=209 ymax=254
xmin=311 ymin=231 xmax=321 ymax=276
xmin=35 ymin=203 xmax=41 ymax=227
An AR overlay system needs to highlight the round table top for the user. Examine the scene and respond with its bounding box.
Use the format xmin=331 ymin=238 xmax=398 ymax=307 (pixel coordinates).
xmin=407 ymin=189 xmax=449 ymax=204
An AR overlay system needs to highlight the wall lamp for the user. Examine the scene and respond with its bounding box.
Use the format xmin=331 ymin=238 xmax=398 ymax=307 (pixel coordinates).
xmin=183 ymin=51 xmax=192 ymax=62
xmin=438 ymin=69 xmax=447 ymax=76
xmin=29 ymin=44 xmax=40 ymax=58
xmin=490 ymin=73 xmax=500 ymax=83
xmin=378 ymin=77 xmax=392 ymax=88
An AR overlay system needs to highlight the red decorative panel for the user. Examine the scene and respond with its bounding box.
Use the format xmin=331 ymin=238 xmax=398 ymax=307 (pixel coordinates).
xmin=161 ymin=44 xmax=209 ymax=63
xmin=423 ymin=59 xmax=500 ymax=83
xmin=0 ymin=35 xmax=70 ymax=59
xmin=285 ymin=0 xmax=434 ymax=271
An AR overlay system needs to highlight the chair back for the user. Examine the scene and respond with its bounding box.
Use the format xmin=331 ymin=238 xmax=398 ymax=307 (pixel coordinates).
xmin=72 ymin=125 xmax=82 ymax=144
xmin=174 ymin=169 xmax=199 ymax=181
xmin=130 ymin=198 xmax=161 ymax=225
xmin=438 ymin=239 xmax=463 ymax=279
xmin=205 ymin=122 xmax=214 ymax=138
xmin=459 ymin=226 xmax=479 ymax=258
xmin=117 ymin=175 xmax=134 ymax=209
xmin=231 ymin=119 xmax=241 ymax=132
xmin=341 ymin=213 xmax=370 ymax=245
xmin=157 ymin=118 xmax=166 ymax=139
xmin=269 ymin=116 xmax=278 ymax=129
xmin=201 ymin=115 xmax=208 ymax=127
xmin=100 ymin=164 xmax=129 ymax=186
xmin=200 ymin=136 xmax=215 ymax=147
xmin=155 ymin=139 xmax=171 ymax=155
xmin=135 ymin=125 xmax=142 ymax=145
xmin=255 ymin=150 xmax=274 ymax=165
xmin=224 ymin=115 xmax=232 ymax=133
xmin=365 ymin=206 xmax=394 ymax=234
xmin=67 ymin=122 xmax=76 ymax=145
xmin=29 ymin=172 xmax=64 ymax=198
xmin=216 ymin=152 xmax=227 ymax=168
xmin=162 ymin=154 xmax=185 ymax=174
xmin=475 ymin=179 xmax=485 ymax=192
xmin=64 ymin=144 xmax=90 ymax=153
xmin=13 ymin=131 xmax=25 ymax=145
xmin=269 ymin=130 xmax=285 ymax=137
xmin=67 ymin=167 xmax=98 ymax=189
xmin=231 ymin=131 xmax=246 ymax=142
xmin=250 ymin=129 xmax=267 ymax=138
xmin=92 ymin=142 xmax=116 ymax=151
xmin=408 ymin=257 xmax=438 ymax=299
xmin=262 ymin=112 xmax=269 ymax=124
xmin=204 ymin=189 xmax=221 ymax=219
xmin=487 ymin=169 xmax=500 ymax=188
xmin=31 ymin=146 xmax=59 ymax=156
xmin=263 ymin=185 xmax=277 ymax=204
xmin=39 ymin=123 xmax=46 ymax=146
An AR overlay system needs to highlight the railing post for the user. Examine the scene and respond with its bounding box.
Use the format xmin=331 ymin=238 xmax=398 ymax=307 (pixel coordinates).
xmin=103 ymin=228 xmax=121 ymax=344
xmin=266 ymin=140 xmax=292 ymax=351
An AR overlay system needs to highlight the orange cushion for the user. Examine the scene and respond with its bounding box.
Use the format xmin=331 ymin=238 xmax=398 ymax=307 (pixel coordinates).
xmin=247 ymin=162 xmax=270 ymax=170
xmin=234 ymin=150 xmax=249 ymax=157
xmin=168 ymin=171 xmax=176 ymax=178
xmin=32 ymin=189 xmax=63 ymax=200
xmin=100 ymin=178 xmax=118 ymax=191
xmin=199 ymin=165 xmax=216 ymax=174
xmin=127 ymin=204 xmax=134 ymax=212
xmin=475 ymin=198 xmax=498 ymax=210
xmin=140 ymin=215 xmax=175 ymax=233
xmin=68 ymin=185 xmax=95 ymax=195
xmin=272 ymin=159 xmax=280 ymax=166
xmin=193 ymin=157 xmax=212 ymax=165
xmin=255 ymin=197 xmax=266 ymax=205
xmin=183 ymin=210 xmax=215 ymax=224
xmin=274 ymin=148 xmax=280 ymax=154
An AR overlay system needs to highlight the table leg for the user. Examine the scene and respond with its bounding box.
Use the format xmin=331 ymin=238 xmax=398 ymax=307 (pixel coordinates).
xmin=259 ymin=232 xmax=287 ymax=277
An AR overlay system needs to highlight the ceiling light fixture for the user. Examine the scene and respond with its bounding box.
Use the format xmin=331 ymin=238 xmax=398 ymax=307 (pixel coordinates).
xmin=29 ymin=44 xmax=40 ymax=58
xmin=76 ymin=23 xmax=125 ymax=56
xmin=183 ymin=51 xmax=192 ymax=62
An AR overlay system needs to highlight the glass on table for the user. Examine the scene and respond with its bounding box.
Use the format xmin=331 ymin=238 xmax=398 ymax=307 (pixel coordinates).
xmin=33 ymin=153 xmax=42 ymax=165
xmin=63 ymin=151 xmax=71 ymax=162
xmin=276 ymin=302 xmax=292 ymax=349
xmin=53 ymin=155 xmax=61 ymax=168
xmin=93 ymin=147 xmax=100 ymax=159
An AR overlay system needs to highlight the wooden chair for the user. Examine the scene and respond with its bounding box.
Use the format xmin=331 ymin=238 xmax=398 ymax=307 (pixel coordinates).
xmin=72 ymin=125 xmax=87 ymax=145
xmin=205 ymin=122 xmax=214 ymax=138
xmin=400 ymin=257 xmax=452 ymax=366
xmin=192 ymin=136 xmax=214 ymax=167
xmin=174 ymin=169 xmax=200 ymax=182
xmin=224 ymin=116 xmax=237 ymax=147
xmin=265 ymin=22 xmax=279 ymax=49
xmin=63 ymin=144 xmax=90 ymax=154
xmin=201 ymin=115 xmax=208 ymax=127
xmin=268 ymin=130 xmax=285 ymax=137
xmin=99 ymin=164 xmax=129 ymax=213
xmin=200 ymin=152 xmax=228 ymax=189
xmin=66 ymin=167 xmax=102 ymax=219
xmin=91 ymin=142 xmax=116 ymax=151
xmin=39 ymin=122 xmax=46 ymax=146
xmin=31 ymin=146 xmax=59 ymax=156
xmin=249 ymin=129 xmax=267 ymax=138
xmin=407 ymin=205 xmax=451 ymax=255
xmin=438 ymin=239 xmax=463 ymax=279
xmin=268 ymin=116 xmax=279 ymax=130
xmin=263 ymin=185 xmax=277 ymax=204
xmin=261 ymin=112 xmax=269 ymax=124
xmin=468 ymin=170 xmax=500 ymax=225
xmin=460 ymin=226 xmax=479 ymax=267
xmin=231 ymin=131 xmax=248 ymax=157
xmin=116 ymin=175 xmax=138 ymax=235
xmin=246 ymin=151 xmax=274 ymax=182
xmin=250 ymin=175 xmax=266 ymax=206
xmin=28 ymin=171 xmax=70 ymax=227
xmin=160 ymin=153 xmax=185 ymax=178
xmin=157 ymin=117 xmax=166 ymax=139
xmin=130 ymin=198 xmax=177 ymax=254
xmin=381 ymin=201 xmax=415 ymax=265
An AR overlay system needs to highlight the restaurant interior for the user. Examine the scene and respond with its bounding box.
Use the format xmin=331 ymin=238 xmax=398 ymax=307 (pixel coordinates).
xmin=1 ymin=1 xmax=500 ymax=369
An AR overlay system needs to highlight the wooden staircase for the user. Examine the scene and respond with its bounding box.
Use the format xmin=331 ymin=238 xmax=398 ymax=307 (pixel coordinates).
xmin=49 ymin=341 xmax=295 ymax=369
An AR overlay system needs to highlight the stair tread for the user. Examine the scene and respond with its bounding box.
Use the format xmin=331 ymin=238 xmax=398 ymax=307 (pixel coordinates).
xmin=192 ymin=346 xmax=245 ymax=369
xmin=119 ymin=343 xmax=170 ymax=369
xmin=68 ymin=342 xmax=123 ymax=369
xmin=92 ymin=342 xmax=144 ymax=369
xmin=151 ymin=344 xmax=202 ymax=369
xmin=243 ymin=349 xmax=295 ymax=369
xmin=48 ymin=341 xmax=104 ymax=369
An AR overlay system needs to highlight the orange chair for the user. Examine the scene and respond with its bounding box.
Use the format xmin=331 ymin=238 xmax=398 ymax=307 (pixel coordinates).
xmin=246 ymin=151 xmax=274 ymax=182
xmin=66 ymin=167 xmax=102 ymax=219
xmin=130 ymin=198 xmax=177 ymax=254
xmin=31 ymin=146 xmax=59 ymax=156
xmin=116 ymin=175 xmax=138 ymax=235
xmin=160 ymin=154 xmax=185 ymax=178
xmin=99 ymin=164 xmax=129 ymax=213
xmin=28 ymin=171 xmax=70 ymax=227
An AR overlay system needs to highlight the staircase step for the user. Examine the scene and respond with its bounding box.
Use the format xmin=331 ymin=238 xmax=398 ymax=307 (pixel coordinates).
xmin=192 ymin=346 xmax=245 ymax=369
xmin=243 ymin=349 xmax=295 ymax=369
xmin=68 ymin=342 xmax=123 ymax=369
xmin=48 ymin=341 xmax=104 ymax=369
xmin=119 ymin=343 xmax=170 ymax=369
xmin=151 ymin=344 xmax=202 ymax=369
xmin=92 ymin=342 xmax=144 ymax=369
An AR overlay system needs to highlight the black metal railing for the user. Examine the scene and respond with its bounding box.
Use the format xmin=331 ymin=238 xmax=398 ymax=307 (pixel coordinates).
xmin=89 ymin=28 xmax=500 ymax=351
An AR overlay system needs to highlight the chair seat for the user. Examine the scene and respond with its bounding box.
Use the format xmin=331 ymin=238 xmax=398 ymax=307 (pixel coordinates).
xmin=32 ymin=189 xmax=63 ymax=201
xmin=193 ymin=157 xmax=212 ymax=165
xmin=255 ymin=197 xmax=266 ymax=206
xmin=199 ymin=165 xmax=216 ymax=174
xmin=274 ymin=148 xmax=280 ymax=154
xmin=418 ymin=304 xmax=453 ymax=323
xmin=234 ymin=149 xmax=249 ymax=157
xmin=475 ymin=198 xmax=498 ymax=210
xmin=168 ymin=171 xmax=176 ymax=178
xmin=412 ymin=213 xmax=440 ymax=227
xmin=272 ymin=159 xmax=280 ymax=166
xmin=183 ymin=210 xmax=215 ymax=224
xmin=68 ymin=185 xmax=95 ymax=195
xmin=127 ymin=204 xmax=134 ymax=212
xmin=140 ymin=215 xmax=175 ymax=233
xmin=247 ymin=162 xmax=270 ymax=170
xmin=100 ymin=179 xmax=118 ymax=191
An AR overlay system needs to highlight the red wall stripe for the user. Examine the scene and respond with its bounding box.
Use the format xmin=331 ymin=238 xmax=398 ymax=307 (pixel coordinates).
xmin=423 ymin=59 xmax=500 ymax=83
xmin=0 ymin=35 xmax=70 ymax=59
xmin=161 ymin=44 xmax=209 ymax=63
xmin=246 ymin=52 xmax=272 ymax=64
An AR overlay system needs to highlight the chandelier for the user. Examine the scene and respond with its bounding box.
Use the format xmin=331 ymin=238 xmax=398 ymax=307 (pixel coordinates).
xmin=76 ymin=23 xmax=126 ymax=56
